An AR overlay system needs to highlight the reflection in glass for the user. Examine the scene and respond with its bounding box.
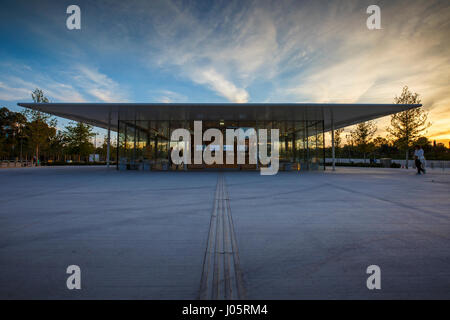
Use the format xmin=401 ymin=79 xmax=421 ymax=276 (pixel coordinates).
xmin=118 ymin=119 xmax=324 ymax=171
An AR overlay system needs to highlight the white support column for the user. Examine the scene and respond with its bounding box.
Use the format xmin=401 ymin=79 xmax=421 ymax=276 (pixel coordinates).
xmin=331 ymin=109 xmax=336 ymax=171
xmin=256 ymin=130 xmax=259 ymax=170
xmin=106 ymin=111 xmax=111 ymax=168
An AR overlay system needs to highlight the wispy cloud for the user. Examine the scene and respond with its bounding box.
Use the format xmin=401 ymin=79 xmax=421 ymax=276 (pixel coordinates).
xmin=150 ymin=89 xmax=187 ymax=103
xmin=0 ymin=81 xmax=31 ymax=101
xmin=142 ymin=0 xmax=449 ymax=113
xmin=0 ymin=63 xmax=128 ymax=103
xmin=266 ymin=0 xmax=449 ymax=139
xmin=0 ymin=75 xmax=85 ymax=102
xmin=1 ymin=0 xmax=448 ymax=141
xmin=74 ymin=66 xmax=128 ymax=102
xmin=192 ymin=68 xmax=249 ymax=103
xmin=144 ymin=0 xmax=279 ymax=102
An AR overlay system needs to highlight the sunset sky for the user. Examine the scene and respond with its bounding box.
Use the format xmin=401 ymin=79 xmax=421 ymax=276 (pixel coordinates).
xmin=0 ymin=0 xmax=448 ymax=145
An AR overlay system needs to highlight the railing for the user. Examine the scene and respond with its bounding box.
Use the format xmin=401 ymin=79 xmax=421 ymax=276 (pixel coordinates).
xmin=325 ymin=158 xmax=450 ymax=169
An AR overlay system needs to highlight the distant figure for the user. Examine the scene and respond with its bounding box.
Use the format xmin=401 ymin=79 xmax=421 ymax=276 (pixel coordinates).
xmin=414 ymin=145 xmax=426 ymax=175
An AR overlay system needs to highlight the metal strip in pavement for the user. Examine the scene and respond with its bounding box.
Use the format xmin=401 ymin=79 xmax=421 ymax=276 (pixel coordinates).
xmin=199 ymin=174 xmax=245 ymax=300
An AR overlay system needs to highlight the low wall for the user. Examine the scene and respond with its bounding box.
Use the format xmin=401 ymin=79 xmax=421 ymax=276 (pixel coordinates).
xmin=0 ymin=161 xmax=34 ymax=168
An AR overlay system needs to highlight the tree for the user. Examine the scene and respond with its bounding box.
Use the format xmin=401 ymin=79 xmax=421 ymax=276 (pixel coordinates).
xmin=415 ymin=136 xmax=432 ymax=148
xmin=0 ymin=107 xmax=13 ymax=158
xmin=372 ymin=136 xmax=393 ymax=158
xmin=23 ymin=89 xmax=57 ymax=165
xmin=0 ymin=107 xmax=27 ymax=159
xmin=98 ymin=136 xmax=117 ymax=162
xmin=48 ymin=131 xmax=65 ymax=161
xmin=373 ymin=136 xmax=389 ymax=148
xmin=31 ymin=88 xmax=49 ymax=104
xmin=350 ymin=120 xmax=377 ymax=162
xmin=334 ymin=128 xmax=344 ymax=157
xmin=63 ymin=122 xmax=95 ymax=162
xmin=387 ymin=86 xmax=430 ymax=168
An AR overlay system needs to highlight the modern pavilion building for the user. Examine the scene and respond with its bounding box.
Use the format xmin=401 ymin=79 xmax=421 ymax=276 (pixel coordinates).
xmin=17 ymin=102 xmax=421 ymax=171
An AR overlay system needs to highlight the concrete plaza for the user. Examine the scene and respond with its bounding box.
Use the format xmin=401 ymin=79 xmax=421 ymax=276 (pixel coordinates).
xmin=0 ymin=166 xmax=449 ymax=299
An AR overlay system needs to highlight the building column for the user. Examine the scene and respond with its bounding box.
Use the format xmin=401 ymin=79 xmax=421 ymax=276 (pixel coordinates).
xmin=256 ymin=129 xmax=259 ymax=170
xmin=107 ymin=111 xmax=111 ymax=168
xmin=331 ymin=109 xmax=336 ymax=171
xmin=305 ymin=120 xmax=309 ymax=170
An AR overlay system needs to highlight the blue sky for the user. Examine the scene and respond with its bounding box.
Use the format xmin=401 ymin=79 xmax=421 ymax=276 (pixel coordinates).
xmin=0 ymin=0 xmax=449 ymax=144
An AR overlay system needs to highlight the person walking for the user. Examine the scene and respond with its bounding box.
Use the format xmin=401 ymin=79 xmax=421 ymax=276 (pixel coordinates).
xmin=414 ymin=145 xmax=426 ymax=174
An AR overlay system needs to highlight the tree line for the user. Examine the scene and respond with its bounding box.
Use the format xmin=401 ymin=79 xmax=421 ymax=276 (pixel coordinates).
xmin=327 ymin=86 xmax=449 ymax=163
xmin=0 ymin=89 xmax=116 ymax=164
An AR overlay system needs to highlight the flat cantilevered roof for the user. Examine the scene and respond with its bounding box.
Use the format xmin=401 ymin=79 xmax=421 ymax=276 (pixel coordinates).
xmin=17 ymin=102 xmax=421 ymax=132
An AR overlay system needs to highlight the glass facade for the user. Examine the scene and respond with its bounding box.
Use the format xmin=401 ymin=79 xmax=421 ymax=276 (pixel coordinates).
xmin=117 ymin=119 xmax=324 ymax=171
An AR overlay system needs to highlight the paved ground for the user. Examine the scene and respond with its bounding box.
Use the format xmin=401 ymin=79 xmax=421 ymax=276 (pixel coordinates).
xmin=0 ymin=166 xmax=449 ymax=299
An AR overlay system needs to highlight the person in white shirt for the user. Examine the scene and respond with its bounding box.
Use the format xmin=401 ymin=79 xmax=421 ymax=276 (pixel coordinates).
xmin=414 ymin=145 xmax=426 ymax=174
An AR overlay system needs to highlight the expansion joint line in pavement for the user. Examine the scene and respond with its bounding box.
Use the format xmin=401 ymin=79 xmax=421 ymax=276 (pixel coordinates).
xmin=199 ymin=173 xmax=245 ymax=300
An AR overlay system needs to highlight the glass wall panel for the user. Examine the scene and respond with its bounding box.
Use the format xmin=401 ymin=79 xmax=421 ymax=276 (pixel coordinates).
xmin=285 ymin=121 xmax=296 ymax=163
xmin=117 ymin=119 xmax=324 ymax=171
xmin=294 ymin=121 xmax=305 ymax=170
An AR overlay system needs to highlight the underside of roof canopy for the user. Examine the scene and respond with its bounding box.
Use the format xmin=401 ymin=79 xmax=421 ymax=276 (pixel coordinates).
xmin=17 ymin=102 xmax=421 ymax=132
